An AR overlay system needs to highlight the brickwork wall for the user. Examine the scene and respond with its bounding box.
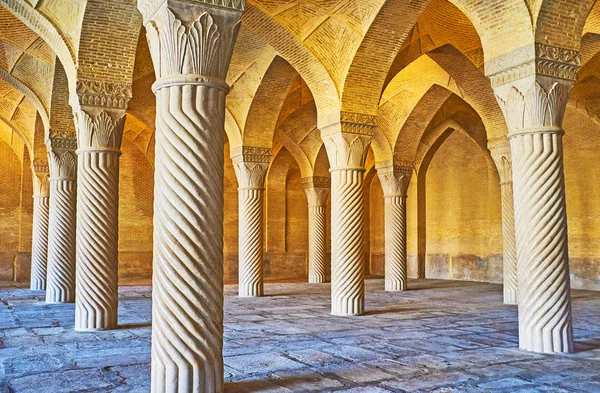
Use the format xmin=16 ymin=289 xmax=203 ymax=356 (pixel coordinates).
xmin=117 ymin=138 xmax=154 ymax=281
xmin=0 ymin=141 xmax=23 ymax=280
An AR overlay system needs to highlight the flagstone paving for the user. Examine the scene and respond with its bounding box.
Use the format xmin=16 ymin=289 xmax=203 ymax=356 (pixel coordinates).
xmin=1 ymin=279 xmax=599 ymax=392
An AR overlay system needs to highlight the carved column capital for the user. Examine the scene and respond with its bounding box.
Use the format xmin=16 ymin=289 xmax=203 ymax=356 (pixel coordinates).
xmin=303 ymin=177 xmax=331 ymax=207
xmin=493 ymin=77 xmax=572 ymax=136
xmin=47 ymin=138 xmax=77 ymax=180
xmin=231 ymin=146 xmax=271 ymax=189
xmin=488 ymin=137 xmax=513 ymax=184
xmin=32 ymin=159 xmax=50 ymax=197
xmin=75 ymin=109 xmax=126 ymax=152
xmin=323 ymin=132 xmax=372 ymax=171
xmin=376 ymin=165 xmax=412 ymax=197
xmin=140 ymin=0 xmax=243 ymax=90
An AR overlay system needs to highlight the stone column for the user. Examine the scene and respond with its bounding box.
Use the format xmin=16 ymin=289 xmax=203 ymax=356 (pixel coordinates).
xmin=322 ymin=115 xmax=374 ymax=316
xmin=231 ymin=147 xmax=270 ymax=297
xmin=139 ymin=1 xmax=243 ymax=391
xmin=488 ymin=138 xmax=517 ymax=305
xmin=488 ymin=43 xmax=578 ymax=353
xmin=46 ymin=137 xmax=77 ymax=303
xmin=377 ymin=165 xmax=412 ymax=291
xmin=30 ymin=161 xmax=50 ymax=290
xmin=73 ymin=79 xmax=130 ymax=331
xmin=302 ymin=177 xmax=330 ymax=283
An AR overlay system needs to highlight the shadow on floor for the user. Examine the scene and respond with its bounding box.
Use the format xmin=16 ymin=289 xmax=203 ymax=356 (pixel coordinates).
xmin=574 ymin=338 xmax=600 ymax=353
xmin=117 ymin=322 xmax=152 ymax=329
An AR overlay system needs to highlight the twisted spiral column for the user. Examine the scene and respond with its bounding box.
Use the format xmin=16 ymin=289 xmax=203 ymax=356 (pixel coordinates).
xmin=330 ymin=168 xmax=365 ymax=315
xmin=74 ymin=110 xmax=125 ymax=331
xmin=30 ymin=171 xmax=50 ymax=290
xmin=232 ymin=148 xmax=270 ymax=298
xmin=500 ymin=181 xmax=518 ymax=304
xmin=383 ymin=196 xmax=407 ymax=291
xmin=511 ymin=131 xmax=573 ymax=353
xmin=46 ymin=142 xmax=77 ymax=303
xmin=140 ymin=1 xmax=243 ymax=391
xmin=489 ymin=139 xmax=518 ymax=305
xmin=303 ymin=178 xmax=330 ymax=284
xmin=378 ymin=165 xmax=412 ymax=291
xmin=237 ymin=187 xmax=266 ymax=296
xmin=494 ymin=74 xmax=575 ymax=353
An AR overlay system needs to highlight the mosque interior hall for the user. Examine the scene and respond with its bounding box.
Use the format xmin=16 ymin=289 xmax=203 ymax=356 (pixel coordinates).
xmin=0 ymin=0 xmax=600 ymax=392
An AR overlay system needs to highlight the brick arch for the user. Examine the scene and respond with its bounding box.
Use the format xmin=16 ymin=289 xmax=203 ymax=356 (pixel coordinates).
xmin=535 ymin=0 xmax=596 ymax=49
xmin=0 ymin=114 xmax=32 ymax=161
xmin=77 ymin=0 xmax=142 ymax=84
xmin=243 ymin=4 xmax=340 ymax=129
xmin=0 ymin=0 xmax=77 ymax=95
xmin=340 ymin=0 xmax=533 ymax=117
xmin=394 ymin=90 xmax=487 ymax=167
xmin=242 ymin=56 xmax=299 ymax=149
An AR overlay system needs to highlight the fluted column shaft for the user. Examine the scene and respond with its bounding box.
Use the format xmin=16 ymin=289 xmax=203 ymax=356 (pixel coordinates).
xmin=323 ymin=130 xmax=373 ymax=316
xmin=492 ymin=53 xmax=577 ymax=353
xmin=74 ymin=109 xmax=126 ymax=331
xmin=139 ymin=1 xmax=243 ymax=392
xmin=378 ymin=165 xmax=412 ymax=291
xmin=232 ymin=147 xmax=270 ymax=297
xmin=46 ymin=139 xmax=77 ymax=303
xmin=303 ymin=177 xmax=330 ymax=283
xmin=30 ymin=167 xmax=50 ymax=290
xmin=489 ymin=139 xmax=517 ymax=305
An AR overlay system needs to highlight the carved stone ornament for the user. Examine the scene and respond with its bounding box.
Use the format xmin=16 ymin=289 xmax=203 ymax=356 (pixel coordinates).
xmin=485 ymin=44 xmax=581 ymax=87
xmin=488 ymin=137 xmax=512 ymax=184
xmin=302 ymin=176 xmax=331 ymax=190
xmin=76 ymin=110 xmax=126 ymax=151
xmin=49 ymin=129 xmax=77 ymax=141
xmin=321 ymin=111 xmax=378 ymax=137
xmin=230 ymin=146 xmax=272 ymax=164
xmin=494 ymin=79 xmax=572 ymax=134
xmin=32 ymin=157 xmax=49 ymax=174
xmin=48 ymin=150 xmax=77 ymax=180
xmin=76 ymin=79 xmax=133 ymax=109
xmin=323 ymin=133 xmax=372 ymax=170
xmin=142 ymin=3 xmax=242 ymax=85
xmin=377 ymin=165 xmax=413 ymax=197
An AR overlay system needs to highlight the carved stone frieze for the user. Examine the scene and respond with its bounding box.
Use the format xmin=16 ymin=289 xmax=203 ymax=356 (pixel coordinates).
xmin=302 ymin=176 xmax=331 ymax=190
xmin=485 ymin=44 xmax=581 ymax=87
xmin=76 ymin=79 xmax=133 ymax=109
xmin=230 ymin=146 xmax=272 ymax=163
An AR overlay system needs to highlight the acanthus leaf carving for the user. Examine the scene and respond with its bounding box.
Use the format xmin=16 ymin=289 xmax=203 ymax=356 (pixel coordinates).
xmin=76 ymin=110 xmax=126 ymax=150
xmin=377 ymin=165 xmax=413 ymax=197
xmin=495 ymin=80 xmax=571 ymax=134
xmin=488 ymin=137 xmax=512 ymax=183
xmin=323 ymin=133 xmax=372 ymax=170
xmin=48 ymin=150 xmax=77 ymax=180
xmin=145 ymin=5 xmax=241 ymax=82
xmin=32 ymin=171 xmax=50 ymax=197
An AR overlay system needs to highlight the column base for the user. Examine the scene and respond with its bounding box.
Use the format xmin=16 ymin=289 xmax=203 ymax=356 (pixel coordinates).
xmin=385 ymin=280 xmax=407 ymax=291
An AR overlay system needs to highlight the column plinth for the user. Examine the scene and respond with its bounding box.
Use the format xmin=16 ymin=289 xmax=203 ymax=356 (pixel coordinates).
xmin=30 ymin=163 xmax=50 ymax=291
xmin=303 ymin=177 xmax=330 ymax=283
xmin=491 ymin=48 xmax=578 ymax=353
xmin=139 ymin=1 xmax=243 ymax=391
xmin=46 ymin=138 xmax=77 ymax=303
xmin=377 ymin=165 xmax=412 ymax=291
xmin=232 ymin=147 xmax=270 ymax=297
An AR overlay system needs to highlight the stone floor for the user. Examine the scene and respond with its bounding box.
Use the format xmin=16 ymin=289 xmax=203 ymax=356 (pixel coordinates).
xmin=0 ymin=279 xmax=599 ymax=393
